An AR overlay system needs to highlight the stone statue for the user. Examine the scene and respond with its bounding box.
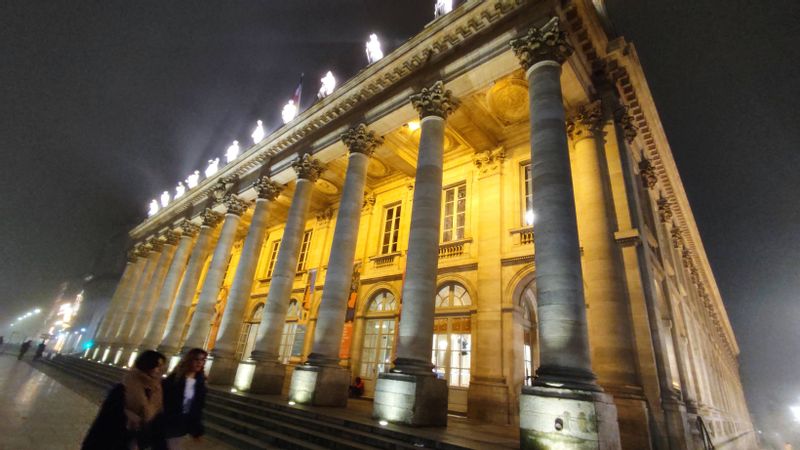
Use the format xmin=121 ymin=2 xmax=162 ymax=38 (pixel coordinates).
xmin=186 ymin=170 xmax=200 ymax=188
xmin=318 ymin=71 xmax=336 ymax=99
xmin=160 ymin=190 xmax=170 ymax=208
xmin=174 ymin=181 xmax=186 ymax=199
xmin=205 ymin=158 xmax=220 ymax=178
xmin=434 ymin=0 xmax=453 ymax=18
xmin=251 ymin=120 xmax=265 ymax=144
xmin=225 ymin=140 xmax=240 ymax=163
xmin=148 ymin=199 xmax=159 ymax=216
xmin=282 ymin=100 xmax=298 ymax=124
xmin=365 ymin=34 xmax=383 ymax=64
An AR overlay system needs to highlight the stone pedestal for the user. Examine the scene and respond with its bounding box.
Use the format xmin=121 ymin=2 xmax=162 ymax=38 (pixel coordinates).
xmin=468 ymin=378 xmax=510 ymax=424
xmin=249 ymin=360 xmax=287 ymax=395
xmin=206 ymin=354 xmax=239 ymax=386
xmin=373 ymin=373 xmax=448 ymax=427
xmin=289 ymin=364 xmax=350 ymax=406
xmin=519 ymin=385 xmax=621 ymax=450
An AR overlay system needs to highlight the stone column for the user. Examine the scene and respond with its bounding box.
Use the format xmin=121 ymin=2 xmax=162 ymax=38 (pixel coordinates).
xmin=158 ymin=210 xmax=221 ymax=356
xmin=249 ymin=154 xmax=324 ymax=394
xmin=207 ymin=177 xmax=282 ymax=386
xmin=120 ymin=231 xmax=179 ymax=363
xmin=373 ymin=81 xmax=455 ymax=427
xmin=111 ymin=239 xmax=162 ymax=365
xmin=139 ymin=222 xmax=199 ymax=351
xmin=92 ymin=250 xmax=139 ymax=357
xmin=181 ymin=195 xmax=247 ymax=353
xmin=290 ymin=124 xmax=382 ymax=406
xmin=510 ymin=18 xmax=620 ymax=448
xmin=98 ymin=249 xmax=147 ymax=361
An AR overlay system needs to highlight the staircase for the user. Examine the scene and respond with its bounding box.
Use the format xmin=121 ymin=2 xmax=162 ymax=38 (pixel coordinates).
xmin=42 ymin=355 xmax=478 ymax=450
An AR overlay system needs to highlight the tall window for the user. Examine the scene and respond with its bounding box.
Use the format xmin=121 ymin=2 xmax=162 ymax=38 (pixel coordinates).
xmin=279 ymin=299 xmax=301 ymax=363
xmin=442 ymin=183 xmax=466 ymax=242
xmin=522 ymin=163 xmax=534 ymax=226
xmin=360 ymin=290 xmax=398 ymax=384
xmin=381 ymin=204 xmax=402 ymax=254
xmin=266 ymin=240 xmax=281 ymax=278
xmin=431 ymin=282 xmax=473 ymax=388
xmin=296 ymin=230 xmax=312 ymax=272
xmin=237 ymin=303 xmax=264 ymax=361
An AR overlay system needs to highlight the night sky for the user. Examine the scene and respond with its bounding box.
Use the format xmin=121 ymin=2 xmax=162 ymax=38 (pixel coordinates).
xmin=1 ymin=0 xmax=798 ymax=441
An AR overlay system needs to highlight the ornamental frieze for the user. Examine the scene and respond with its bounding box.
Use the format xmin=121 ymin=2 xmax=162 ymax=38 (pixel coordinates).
xmin=292 ymin=154 xmax=325 ymax=182
xmin=253 ymin=177 xmax=283 ymax=201
xmin=670 ymin=225 xmax=683 ymax=249
xmin=510 ymin=17 xmax=573 ymax=69
xmin=341 ymin=124 xmax=383 ymax=157
xmin=410 ymin=81 xmax=458 ymax=119
xmin=639 ymin=156 xmax=658 ymax=189
xmin=614 ymin=107 xmax=638 ymax=144
xmin=657 ymin=196 xmax=673 ymax=224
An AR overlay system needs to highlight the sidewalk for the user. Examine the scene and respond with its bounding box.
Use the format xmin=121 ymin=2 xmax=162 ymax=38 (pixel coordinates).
xmin=0 ymin=353 xmax=233 ymax=450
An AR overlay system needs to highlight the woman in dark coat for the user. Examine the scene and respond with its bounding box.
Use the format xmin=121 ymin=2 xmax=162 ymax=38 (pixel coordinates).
xmin=161 ymin=348 xmax=208 ymax=449
xmin=81 ymin=350 xmax=167 ymax=450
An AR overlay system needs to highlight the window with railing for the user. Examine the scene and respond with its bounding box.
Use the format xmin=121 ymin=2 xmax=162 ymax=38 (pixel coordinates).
xmin=442 ymin=183 xmax=466 ymax=242
xmin=296 ymin=231 xmax=313 ymax=272
xmin=381 ymin=203 xmax=402 ymax=254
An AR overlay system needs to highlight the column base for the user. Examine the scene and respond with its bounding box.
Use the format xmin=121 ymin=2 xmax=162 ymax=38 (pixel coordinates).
xmin=662 ymin=398 xmax=692 ymax=450
xmin=119 ymin=348 xmax=139 ymax=368
xmin=289 ymin=364 xmax=350 ymax=406
xmin=373 ymin=372 xmax=448 ymax=427
xmin=467 ymin=377 xmax=510 ymax=425
xmin=519 ymin=385 xmax=621 ymax=450
xmin=249 ymin=360 xmax=287 ymax=394
xmin=207 ymin=354 xmax=239 ymax=386
xmin=91 ymin=346 xmax=101 ymax=361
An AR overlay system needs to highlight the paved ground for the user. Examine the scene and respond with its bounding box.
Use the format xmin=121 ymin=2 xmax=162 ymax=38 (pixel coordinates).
xmin=0 ymin=353 xmax=233 ymax=450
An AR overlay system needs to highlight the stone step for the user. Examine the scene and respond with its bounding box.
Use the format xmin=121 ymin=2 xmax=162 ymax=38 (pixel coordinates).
xmin=206 ymin=409 xmax=331 ymax=450
xmin=205 ymin=421 xmax=278 ymax=450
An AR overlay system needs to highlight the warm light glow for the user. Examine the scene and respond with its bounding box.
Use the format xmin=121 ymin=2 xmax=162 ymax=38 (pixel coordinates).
xmin=525 ymin=210 xmax=535 ymax=226
xmin=230 ymin=388 xmax=238 ymax=393
xmin=225 ymin=140 xmax=240 ymax=163
xmin=34 ymin=308 xmax=41 ymax=314
xmin=251 ymin=120 xmax=265 ymax=144
xmin=318 ymin=71 xmax=336 ymax=98
xmin=435 ymin=0 xmax=453 ymax=17
xmin=365 ymin=33 xmax=383 ymax=64
xmin=282 ymin=100 xmax=298 ymax=124
xmin=407 ymin=121 xmax=420 ymax=132
xmin=160 ymin=190 xmax=170 ymax=208
xmin=288 ymin=401 xmax=296 ymax=406
xmin=379 ymin=420 xmax=388 ymax=426
xmin=205 ymin=158 xmax=220 ymax=177
xmin=174 ymin=182 xmax=186 ymax=199
xmin=186 ymin=171 xmax=200 ymax=189
xmin=148 ymin=199 xmax=159 ymax=216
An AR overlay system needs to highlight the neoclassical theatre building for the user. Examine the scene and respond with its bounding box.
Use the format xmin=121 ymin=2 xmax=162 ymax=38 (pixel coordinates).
xmin=87 ymin=1 xmax=755 ymax=448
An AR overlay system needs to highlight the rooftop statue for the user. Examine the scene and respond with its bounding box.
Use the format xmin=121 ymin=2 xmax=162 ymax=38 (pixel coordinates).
xmin=174 ymin=181 xmax=186 ymax=199
xmin=365 ymin=34 xmax=383 ymax=64
xmin=160 ymin=190 xmax=170 ymax=208
xmin=318 ymin=71 xmax=336 ymax=99
xmin=225 ymin=140 xmax=240 ymax=163
xmin=282 ymin=100 xmax=298 ymax=124
xmin=251 ymin=120 xmax=265 ymax=144
xmin=148 ymin=199 xmax=159 ymax=216
xmin=434 ymin=0 xmax=453 ymax=18
xmin=205 ymin=158 xmax=220 ymax=178
xmin=186 ymin=170 xmax=200 ymax=189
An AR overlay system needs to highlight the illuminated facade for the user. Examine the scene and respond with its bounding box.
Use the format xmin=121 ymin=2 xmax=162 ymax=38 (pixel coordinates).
xmin=89 ymin=1 xmax=755 ymax=448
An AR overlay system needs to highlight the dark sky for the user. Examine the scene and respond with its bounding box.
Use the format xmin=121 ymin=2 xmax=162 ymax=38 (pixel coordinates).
xmin=1 ymin=0 xmax=798 ymax=439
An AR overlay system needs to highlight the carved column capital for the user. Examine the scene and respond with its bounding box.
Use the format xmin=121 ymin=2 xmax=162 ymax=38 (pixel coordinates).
xmin=126 ymin=249 xmax=138 ymax=263
xmin=179 ymin=220 xmax=200 ymax=237
xmin=639 ymin=156 xmax=658 ymax=189
xmin=510 ymin=17 xmax=573 ymax=69
xmin=614 ymin=107 xmax=638 ymax=144
xmin=224 ymin=195 xmax=247 ymax=216
xmin=253 ymin=177 xmax=283 ymax=201
xmin=341 ymin=124 xmax=383 ymax=157
xmin=292 ymin=154 xmax=325 ymax=182
xmin=163 ymin=230 xmax=180 ymax=246
xmin=657 ymin=196 xmax=673 ymax=223
xmin=202 ymin=208 xmax=222 ymax=227
xmin=148 ymin=237 xmax=164 ymax=253
xmin=135 ymin=245 xmax=152 ymax=259
xmin=409 ymin=81 xmax=458 ymax=119
xmin=567 ymin=100 xmax=604 ymax=141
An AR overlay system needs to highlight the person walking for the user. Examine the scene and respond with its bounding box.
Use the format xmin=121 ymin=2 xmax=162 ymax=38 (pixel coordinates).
xmin=82 ymin=350 xmax=167 ymax=450
xmin=33 ymin=341 xmax=46 ymax=360
xmin=161 ymin=348 xmax=208 ymax=450
xmin=17 ymin=340 xmax=32 ymax=360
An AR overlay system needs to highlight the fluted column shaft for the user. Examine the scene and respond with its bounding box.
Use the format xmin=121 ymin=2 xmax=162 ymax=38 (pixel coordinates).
xmin=570 ymin=102 xmax=638 ymax=387
xmin=159 ymin=218 xmax=218 ymax=355
xmin=251 ymin=179 xmax=315 ymax=361
xmin=140 ymin=230 xmax=196 ymax=350
xmin=126 ymin=240 xmax=177 ymax=349
xmin=309 ymin=135 xmax=375 ymax=365
xmin=95 ymin=257 xmax=138 ymax=345
xmin=212 ymin=197 xmax=274 ymax=358
xmin=182 ymin=208 xmax=243 ymax=352
xmin=524 ymin=59 xmax=594 ymax=388
xmin=113 ymin=247 xmax=160 ymax=347
xmin=393 ymin=115 xmax=447 ymax=374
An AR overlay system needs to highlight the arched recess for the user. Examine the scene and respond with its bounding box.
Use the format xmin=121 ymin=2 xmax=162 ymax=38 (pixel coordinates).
xmin=357 ymin=288 xmax=399 ymax=397
xmin=508 ymin=268 xmax=540 ymax=388
xmin=432 ymin=280 xmax=475 ymax=414
xmin=236 ymin=302 xmax=264 ymax=361
xmin=278 ymin=298 xmax=302 ymax=363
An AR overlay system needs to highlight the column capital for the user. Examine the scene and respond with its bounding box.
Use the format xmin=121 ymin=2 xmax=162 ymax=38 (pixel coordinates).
xmin=567 ymin=100 xmax=604 ymax=141
xmin=147 ymin=237 xmax=164 ymax=253
xmin=202 ymin=208 xmax=223 ymax=227
xmin=253 ymin=176 xmax=283 ymax=200
xmin=209 ymin=175 xmax=239 ymax=202
xmin=510 ymin=17 xmax=573 ymax=70
xmin=341 ymin=123 xmax=383 ymax=157
xmin=224 ymin=195 xmax=247 ymax=216
xmin=639 ymin=155 xmax=658 ymax=189
xmin=163 ymin=230 xmax=180 ymax=246
xmin=409 ymin=80 xmax=458 ymax=119
xmin=126 ymin=249 xmax=138 ymax=263
xmin=292 ymin=154 xmax=325 ymax=182
xmin=134 ymin=243 xmax=152 ymax=259
xmin=614 ymin=106 xmax=638 ymax=144
xmin=657 ymin=196 xmax=673 ymax=224
xmin=179 ymin=220 xmax=201 ymax=237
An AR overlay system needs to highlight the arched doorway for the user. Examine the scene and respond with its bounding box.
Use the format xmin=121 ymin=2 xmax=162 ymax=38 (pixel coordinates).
xmin=432 ymin=281 xmax=473 ymax=413
xmin=358 ymin=289 xmax=398 ymax=397
xmin=519 ymin=279 xmax=539 ymax=386
xmin=278 ymin=299 xmax=301 ymax=363
xmin=237 ymin=302 xmax=263 ymax=361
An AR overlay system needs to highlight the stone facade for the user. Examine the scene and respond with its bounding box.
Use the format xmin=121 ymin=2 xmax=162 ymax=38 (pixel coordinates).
xmin=89 ymin=1 xmax=756 ymax=448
